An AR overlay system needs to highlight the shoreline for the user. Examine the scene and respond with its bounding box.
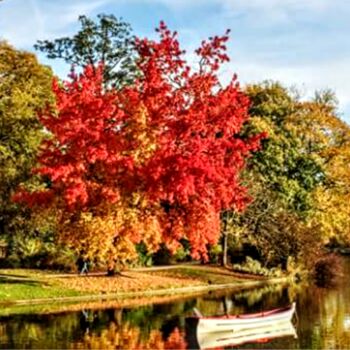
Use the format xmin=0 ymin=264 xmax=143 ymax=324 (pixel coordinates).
xmin=1 ymin=276 xmax=288 ymax=306
xmin=0 ymin=266 xmax=291 ymax=315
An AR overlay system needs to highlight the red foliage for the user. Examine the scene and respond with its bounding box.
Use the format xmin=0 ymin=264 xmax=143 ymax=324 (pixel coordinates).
xmin=130 ymin=23 xmax=263 ymax=257
xmin=15 ymin=22 xmax=264 ymax=260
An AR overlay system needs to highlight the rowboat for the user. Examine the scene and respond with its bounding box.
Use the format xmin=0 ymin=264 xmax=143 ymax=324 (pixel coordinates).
xmin=193 ymin=320 xmax=297 ymax=349
xmin=185 ymin=303 xmax=297 ymax=349
xmin=194 ymin=302 xmax=296 ymax=333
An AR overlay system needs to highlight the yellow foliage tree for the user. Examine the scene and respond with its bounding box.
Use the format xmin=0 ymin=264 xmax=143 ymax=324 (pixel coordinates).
xmin=288 ymin=93 xmax=350 ymax=244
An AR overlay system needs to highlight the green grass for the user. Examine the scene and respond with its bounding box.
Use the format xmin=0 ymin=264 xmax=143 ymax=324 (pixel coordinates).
xmin=0 ymin=267 xmax=282 ymax=317
xmin=0 ymin=270 xmax=82 ymax=303
xmin=0 ymin=266 xmax=258 ymax=304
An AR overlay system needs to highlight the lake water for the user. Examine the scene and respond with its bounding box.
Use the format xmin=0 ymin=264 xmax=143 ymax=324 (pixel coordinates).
xmin=1 ymin=259 xmax=350 ymax=349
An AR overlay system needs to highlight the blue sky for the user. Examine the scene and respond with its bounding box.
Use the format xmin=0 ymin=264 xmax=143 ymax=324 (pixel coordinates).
xmin=1 ymin=0 xmax=349 ymax=121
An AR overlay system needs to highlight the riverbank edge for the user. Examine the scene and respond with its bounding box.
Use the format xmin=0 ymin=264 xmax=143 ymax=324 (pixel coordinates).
xmin=0 ymin=276 xmax=291 ymax=307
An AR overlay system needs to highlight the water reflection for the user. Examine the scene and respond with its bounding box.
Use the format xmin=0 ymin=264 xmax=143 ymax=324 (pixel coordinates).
xmin=1 ymin=258 xmax=350 ymax=349
xmin=72 ymin=322 xmax=187 ymax=350
xmin=191 ymin=321 xmax=297 ymax=349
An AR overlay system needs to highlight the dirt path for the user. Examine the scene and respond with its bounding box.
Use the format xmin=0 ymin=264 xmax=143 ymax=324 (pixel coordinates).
xmin=44 ymin=263 xmax=267 ymax=280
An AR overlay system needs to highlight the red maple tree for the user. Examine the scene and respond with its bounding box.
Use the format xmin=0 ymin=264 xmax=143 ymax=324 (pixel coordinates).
xmin=15 ymin=22 xmax=263 ymax=263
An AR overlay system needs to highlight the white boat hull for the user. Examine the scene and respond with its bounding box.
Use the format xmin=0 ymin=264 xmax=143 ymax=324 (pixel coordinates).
xmin=197 ymin=302 xmax=296 ymax=333
xmin=197 ymin=320 xmax=297 ymax=349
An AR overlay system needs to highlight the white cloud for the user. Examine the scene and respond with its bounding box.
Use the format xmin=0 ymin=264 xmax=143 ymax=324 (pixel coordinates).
xmin=224 ymin=58 xmax=350 ymax=120
xmin=0 ymin=0 xmax=348 ymax=119
xmin=0 ymin=0 xmax=112 ymax=48
xmin=214 ymin=0 xmax=350 ymax=119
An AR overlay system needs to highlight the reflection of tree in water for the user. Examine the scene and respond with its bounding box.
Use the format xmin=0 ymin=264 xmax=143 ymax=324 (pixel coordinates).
xmin=0 ymin=300 xmax=193 ymax=349
xmin=195 ymin=283 xmax=292 ymax=318
xmin=71 ymin=323 xmax=187 ymax=350
xmin=121 ymin=299 xmax=196 ymax=341
xmin=232 ymin=284 xmax=289 ymax=308
xmin=0 ymin=313 xmax=81 ymax=348
xmin=0 ymin=323 xmax=9 ymax=346
xmin=3 ymin=261 xmax=350 ymax=350
xmin=297 ymin=272 xmax=350 ymax=349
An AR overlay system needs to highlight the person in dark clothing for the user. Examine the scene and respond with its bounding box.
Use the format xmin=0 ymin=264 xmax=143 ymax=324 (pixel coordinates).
xmin=80 ymin=259 xmax=89 ymax=275
xmin=76 ymin=256 xmax=90 ymax=275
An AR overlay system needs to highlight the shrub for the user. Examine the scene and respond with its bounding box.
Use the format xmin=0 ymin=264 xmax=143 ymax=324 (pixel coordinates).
xmin=233 ymin=256 xmax=283 ymax=277
xmin=135 ymin=242 xmax=153 ymax=267
xmin=3 ymin=231 xmax=76 ymax=271
xmin=153 ymin=240 xmax=191 ymax=265
xmin=208 ymin=244 xmax=223 ymax=264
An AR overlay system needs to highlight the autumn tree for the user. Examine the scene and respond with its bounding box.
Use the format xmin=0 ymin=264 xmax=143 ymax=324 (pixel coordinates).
xmin=223 ymin=82 xmax=326 ymax=269
xmin=287 ymin=91 xmax=350 ymax=245
xmin=16 ymin=23 xmax=262 ymax=271
xmin=133 ymin=23 xmax=264 ymax=260
xmin=244 ymin=82 xmax=325 ymax=213
xmin=0 ymin=41 xmax=54 ymax=263
xmin=35 ymin=14 xmax=138 ymax=88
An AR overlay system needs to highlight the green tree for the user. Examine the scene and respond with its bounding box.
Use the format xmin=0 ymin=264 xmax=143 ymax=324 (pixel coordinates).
xmin=245 ymin=81 xmax=325 ymax=213
xmin=223 ymin=82 xmax=326 ymax=269
xmin=0 ymin=41 xmax=54 ymax=263
xmin=288 ymin=90 xmax=350 ymax=245
xmin=35 ymin=14 xmax=138 ymax=89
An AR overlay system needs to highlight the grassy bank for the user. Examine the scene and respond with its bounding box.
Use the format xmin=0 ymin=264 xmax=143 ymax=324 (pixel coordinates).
xmin=0 ymin=265 xmax=288 ymax=313
xmin=0 ymin=269 xmax=82 ymax=302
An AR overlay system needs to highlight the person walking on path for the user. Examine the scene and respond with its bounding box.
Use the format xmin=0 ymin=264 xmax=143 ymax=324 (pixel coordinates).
xmin=80 ymin=259 xmax=89 ymax=275
xmin=76 ymin=256 xmax=90 ymax=275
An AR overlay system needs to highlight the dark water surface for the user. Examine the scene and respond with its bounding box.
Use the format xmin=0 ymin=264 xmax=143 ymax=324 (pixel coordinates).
xmin=1 ymin=259 xmax=350 ymax=349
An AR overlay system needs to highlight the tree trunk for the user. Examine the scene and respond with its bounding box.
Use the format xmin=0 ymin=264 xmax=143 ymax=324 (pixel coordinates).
xmin=107 ymin=267 xmax=122 ymax=276
xmin=222 ymin=231 xmax=228 ymax=267
xmin=107 ymin=268 xmax=116 ymax=276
